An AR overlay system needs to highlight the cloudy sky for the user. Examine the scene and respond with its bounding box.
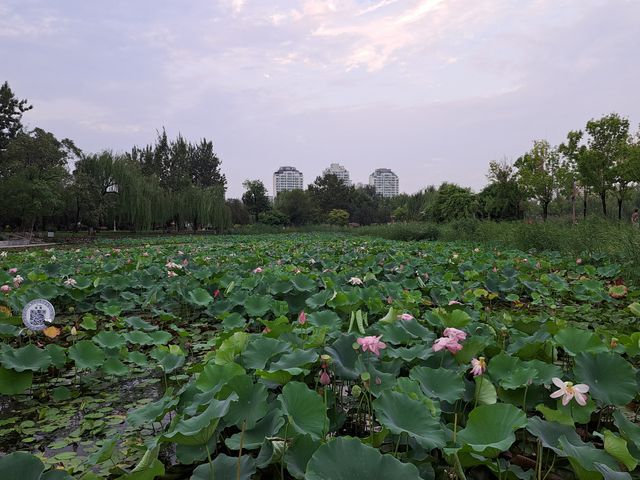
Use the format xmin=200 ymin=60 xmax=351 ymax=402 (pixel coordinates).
xmin=2 ymin=0 xmax=639 ymax=197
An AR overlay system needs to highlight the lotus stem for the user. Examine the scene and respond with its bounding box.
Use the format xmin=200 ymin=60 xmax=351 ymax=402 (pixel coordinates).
xmin=237 ymin=419 xmax=246 ymax=480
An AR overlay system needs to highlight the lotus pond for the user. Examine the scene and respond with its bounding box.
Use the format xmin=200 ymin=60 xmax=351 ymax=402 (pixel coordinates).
xmin=0 ymin=234 xmax=639 ymax=479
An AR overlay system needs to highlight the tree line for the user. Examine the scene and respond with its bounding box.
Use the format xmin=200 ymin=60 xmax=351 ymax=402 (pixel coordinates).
xmin=0 ymin=82 xmax=229 ymax=233
xmin=2 ymin=80 xmax=639 ymax=233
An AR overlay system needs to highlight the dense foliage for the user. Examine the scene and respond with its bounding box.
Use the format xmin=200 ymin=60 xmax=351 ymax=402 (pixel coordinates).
xmin=0 ymin=234 xmax=639 ymax=479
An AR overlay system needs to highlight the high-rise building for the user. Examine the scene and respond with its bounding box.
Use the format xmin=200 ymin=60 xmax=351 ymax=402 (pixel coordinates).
xmin=322 ymin=163 xmax=351 ymax=185
xmin=369 ymin=168 xmax=399 ymax=197
xmin=273 ymin=166 xmax=304 ymax=196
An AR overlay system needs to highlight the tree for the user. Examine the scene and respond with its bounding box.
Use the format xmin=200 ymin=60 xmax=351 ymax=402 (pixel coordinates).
xmin=226 ymin=198 xmax=250 ymax=225
xmin=559 ymin=130 xmax=588 ymax=220
xmin=581 ymin=113 xmax=630 ymax=216
xmin=479 ymin=161 xmax=523 ymax=220
xmin=514 ymin=141 xmax=565 ymax=221
xmin=327 ymin=209 xmax=349 ymax=226
xmin=242 ymin=180 xmax=271 ymax=219
xmin=0 ymin=82 xmax=32 ymax=151
xmin=275 ymin=189 xmax=316 ymax=226
xmin=427 ymin=183 xmax=477 ymax=222
xmin=0 ymin=128 xmax=79 ymax=232
xmin=611 ymin=138 xmax=640 ymax=220
xmin=307 ymin=173 xmax=353 ymax=215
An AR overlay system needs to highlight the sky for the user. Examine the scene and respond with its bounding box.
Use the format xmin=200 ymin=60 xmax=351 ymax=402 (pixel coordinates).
xmin=2 ymin=0 xmax=640 ymax=198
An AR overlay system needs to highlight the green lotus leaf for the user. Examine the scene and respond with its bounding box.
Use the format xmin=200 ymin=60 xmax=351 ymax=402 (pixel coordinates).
xmin=269 ymin=349 xmax=319 ymax=376
xmin=457 ymin=404 xmax=527 ymax=457
xmin=150 ymin=347 xmax=185 ymax=373
xmin=190 ymin=454 xmax=256 ymax=480
xmin=613 ymin=410 xmax=640 ymax=450
xmin=102 ymin=357 xmax=129 ymax=376
xmin=305 ymin=437 xmax=421 ymax=480
xmin=187 ymin=288 xmax=213 ymax=307
xmin=124 ymin=316 xmax=157 ymax=331
xmin=526 ymin=417 xmax=582 ymax=455
xmin=0 ymin=366 xmax=33 ymax=394
xmin=373 ymin=390 xmax=446 ymax=450
xmin=487 ymin=353 xmax=537 ymax=390
xmin=221 ymin=312 xmax=247 ymax=330
xmin=554 ymin=328 xmax=607 ymax=356
xmin=305 ymin=290 xmax=334 ymax=310
xmin=474 ymin=376 xmax=497 ymax=405
xmin=291 ymin=275 xmax=316 ymax=292
xmin=68 ymin=340 xmax=105 ymax=370
xmin=162 ymin=394 xmax=238 ymax=445
xmin=278 ymin=381 xmax=327 ymax=441
xmin=128 ymin=392 xmax=179 ymax=428
xmin=124 ymin=331 xmax=154 ymax=345
xmin=558 ymin=435 xmax=620 ymax=478
xmin=196 ymin=362 xmax=246 ymax=391
xmin=215 ymin=332 xmax=249 ymax=365
xmin=284 ymin=435 xmax=320 ymax=480
xmin=604 ymin=429 xmax=638 ymax=471
xmin=225 ymin=408 xmax=285 ymax=450
xmin=220 ymin=375 xmax=269 ymax=429
xmin=147 ymin=330 xmax=173 ymax=345
xmin=324 ymin=334 xmax=361 ymax=380
xmin=307 ymin=311 xmax=342 ymax=330
xmin=242 ymin=337 xmax=290 ymax=370
xmin=409 ymin=366 xmax=465 ymax=403
xmin=1 ymin=344 xmax=51 ymax=372
xmin=574 ymin=352 xmax=637 ymax=405
xmin=0 ymin=451 xmax=44 ymax=480
xmin=93 ymin=331 xmax=126 ymax=349
xmin=244 ymin=295 xmax=273 ymax=317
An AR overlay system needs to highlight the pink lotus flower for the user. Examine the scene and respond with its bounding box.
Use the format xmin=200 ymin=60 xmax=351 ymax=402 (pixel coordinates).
xmin=64 ymin=278 xmax=77 ymax=287
xmin=399 ymin=313 xmax=414 ymax=321
xmin=433 ymin=336 xmax=463 ymax=354
xmin=13 ymin=275 xmax=23 ymax=287
xmin=443 ymin=327 xmax=467 ymax=342
xmin=142 ymin=252 xmax=149 ymax=257
xmin=0 ymin=285 xmax=11 ymax=293
xmin=357 ymin=335 xmax=386 ymax=357
xmin=550 ymin=377 xmax=589 ymax=406
xmin=253 ymin=267 xmax=263 ymax=273
xmin=8 ymin=268 xmax=17 ymax=274
xmin=576 ymin=258 xmax=583 ymax=265
xmin=178 ymin=250 xmax=184 ymax=255
xmin=167 ymin=270 xmax=178 ymax=278
xmin=349 ymin=277 xmax=363 ymax=286
xmin=448 ymin=300 xmax=461 ymax=305
xmin=319 ymin=370 xmax=331 ymax=386
xmin=471 ymin=357 xmax=487 ymax=376
xmin=298 ymin=311 xmax=307 ymax=325
xmin=213 ymin=289 xmax=220 ymax=298
xmin=166 ymin=261 xmax=182 ymax=270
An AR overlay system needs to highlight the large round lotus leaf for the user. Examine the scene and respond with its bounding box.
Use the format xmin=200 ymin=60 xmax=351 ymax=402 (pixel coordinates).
xmin=278 ymin=381 xmax=327 ymax=441
xmin=124 ymin=316 xmax=157 ymax=331
xmin=409 ymin=366 xmax=465 ymax=403
xmin=305 ymin=437 xmax=421 ymax=480
xmin=68 ymin=340 xmax=105 ymax=370
xmin=269 ymin=349 xmax=319 ymax=375
xmin=526 ymin=417 xmax=582 ymax=455
xmin=305 ymin=290 xmax=334 ymax=310
xmin=147 ymin=330 xmax=173 ymax=345
xmin=196 ymin=362 xmax=245 ymax=392
xmin=291 ymin=275 xmax=316 ymax=292
xmin=187 ymin=288 xmax=213 ymax=307
xmin=128 ymin=393 xmax=179 ymax=428
xmin=457 ymin=404 xmax=527 ymax=457
xmin=0 ymin=367 xmax=33 ymax=394
xmin=558 ymin=436 xmax=620 ymax=476
xmin=124 ymin=331 xmax=154 ymax=345
xmin=44 ymin=344 xmax=67 ymax=369
xmin=487 ymin=353 xmax=537 ymax=390
xmin=574 ymin=352 xmax=637 ymax=406
xmin=284 ymin=435 xmax=321 ymax=480
xmin=372 ymin=390 xmax=446 ymax=450
xmin=554 ymin=328 xmax=607 ymax=356
xmin=220 ymin=375 xmax=269 ymax=429
xmin=0 ymin=452 xmax=44 ymax=480
xmin=324 ymin=334 xmax=361 ymax=380
xmin=242 ymin=337 xmax=290 ymax=370
xmin=102 ymin=357 xmax=129 ymax=376
xmin=244 ymin=295 xmax=273 ymax=317
xmin=190 ymin=454 xmax=256 ymax=480
xmin=163 ymin=394 xmax=238 ymax=445
xmin=225 ymin=408 xmax=285 ymax=450
xmin=92 ymin=331 xmax=126 ymax=349
xmin=0 ymin=344 xmax=51 ymax=372
xmin=307 ymin=311 xmax=342 ymax=330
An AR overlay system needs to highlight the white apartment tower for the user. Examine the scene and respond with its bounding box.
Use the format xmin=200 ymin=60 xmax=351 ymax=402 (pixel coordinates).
xmin=369 ymin=168 xmax=399 ymax=197
xmin=322 ymin=163 xmax=352 ymax=185
xmin=273 ymin=166 xmax=304 ymax=196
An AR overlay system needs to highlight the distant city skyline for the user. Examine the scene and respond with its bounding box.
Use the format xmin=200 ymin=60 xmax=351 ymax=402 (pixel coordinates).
xmin=2 ymin=1 xmax=639 ymax=199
